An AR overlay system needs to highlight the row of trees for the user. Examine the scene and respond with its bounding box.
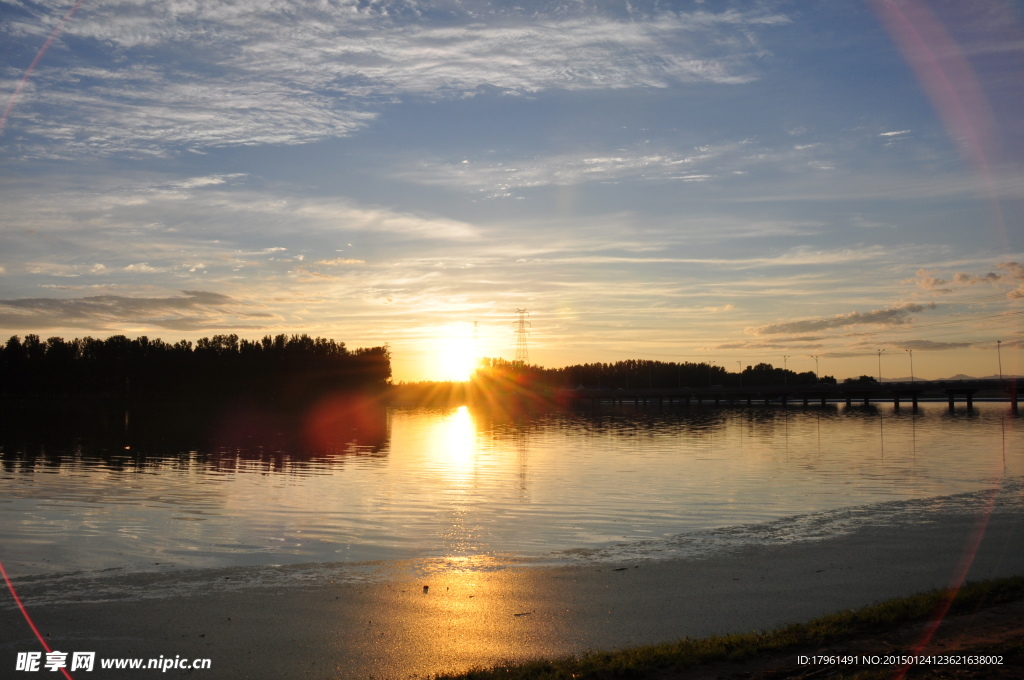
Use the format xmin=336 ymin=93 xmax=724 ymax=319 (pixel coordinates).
xmin=0 ymin=334 xmax=391 ymax=403
xmin=473 ymin=358 xmax=837 ymax=391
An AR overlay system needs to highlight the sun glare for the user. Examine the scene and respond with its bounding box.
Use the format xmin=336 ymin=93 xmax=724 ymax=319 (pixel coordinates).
xmin=437 ymin=334 xmax=478 ymax=382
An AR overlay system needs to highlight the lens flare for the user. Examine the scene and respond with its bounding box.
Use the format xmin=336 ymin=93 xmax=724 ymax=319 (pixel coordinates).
xmin=0 ymin=0 xmax=87 ymax=135
xmin=0 ymin=560 xmax=76 ymax=680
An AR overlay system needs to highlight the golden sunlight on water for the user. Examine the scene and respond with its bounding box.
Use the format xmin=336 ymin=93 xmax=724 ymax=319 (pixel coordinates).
xmin=429 ymin=406 xmax=484 ymax=556
xmin=334 ymin=555 xmax=568 ymax=677
xmin=432 ymin=405 xmax=477 ymax=478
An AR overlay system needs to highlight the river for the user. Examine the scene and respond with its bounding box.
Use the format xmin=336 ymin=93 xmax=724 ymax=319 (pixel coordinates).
xmin=1 ymin=401 xmax=1020 ymax=578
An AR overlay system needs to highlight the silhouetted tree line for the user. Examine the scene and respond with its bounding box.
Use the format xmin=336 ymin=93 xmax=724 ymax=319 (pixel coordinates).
xmin=474 ymin=358 xmax=836 ymax=391
xmin=0 ymin=334 xmax=391 ymax=405
xmin=843 ymin=375 xmax=879 ymax=385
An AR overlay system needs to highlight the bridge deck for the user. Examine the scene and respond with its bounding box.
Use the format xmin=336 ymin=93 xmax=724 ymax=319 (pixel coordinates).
xmin=556 ymin=379 xmax=1021 ymax=412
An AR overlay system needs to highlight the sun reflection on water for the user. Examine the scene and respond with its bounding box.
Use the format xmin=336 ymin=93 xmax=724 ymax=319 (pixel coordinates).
xmin=431 ymin=405 xmax=478 ymax=479
xmin=353 ymin=554 xmax=561 ymax=677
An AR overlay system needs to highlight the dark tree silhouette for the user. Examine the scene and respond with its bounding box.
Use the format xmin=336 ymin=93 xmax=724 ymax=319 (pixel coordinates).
xmin=470 ymin=358 xmax=836 ymax=393
xmin=0 ymin=334 xmax=391 ymax=405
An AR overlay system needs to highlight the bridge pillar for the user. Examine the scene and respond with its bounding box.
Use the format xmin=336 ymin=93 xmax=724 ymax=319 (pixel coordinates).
xmin=863 ymin=394 xmax=870 ymax=406
xmin=845 ymin=395 xmax=852 ymax=407
xmin=746 ymin=397 xmax=752 ymax=406
xmin=912 ymin=394 xmax=919 ymax=412
xmin=893 ymin=395 xmax=900 ymax=410
xmin=802 ymin=395 xmax=809 ymax=406
xmin=781 ymin=395 xmax=787 ymax=407
xmin=820 ymin=395 xmax=826 ymax=406
xmin=966 ymin=393 xmax=973 ymax=410
xmin=948 ymin=394 xmax=955 ymax=412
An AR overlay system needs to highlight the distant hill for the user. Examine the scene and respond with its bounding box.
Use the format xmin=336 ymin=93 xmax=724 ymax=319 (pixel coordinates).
xmin=880 ymin=374 xmax=1019 ymax=382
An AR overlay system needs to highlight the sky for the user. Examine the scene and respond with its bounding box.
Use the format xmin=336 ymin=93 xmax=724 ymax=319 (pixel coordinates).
xmin=1 ymin=0 xmax=1023 ymax=383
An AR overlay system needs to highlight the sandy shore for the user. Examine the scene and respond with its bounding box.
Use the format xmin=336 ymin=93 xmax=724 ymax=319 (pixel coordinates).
xmin=3 ymin=509 xmax=1023 ymax=679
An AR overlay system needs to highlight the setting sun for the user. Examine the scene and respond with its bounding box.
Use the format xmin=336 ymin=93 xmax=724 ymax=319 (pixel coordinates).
xmin=436 ymin=331 xmax=479 ymax=382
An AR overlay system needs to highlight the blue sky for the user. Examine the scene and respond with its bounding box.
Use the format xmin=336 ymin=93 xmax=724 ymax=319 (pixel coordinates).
xmin=2 ymin=0 xmax=1023 ymax=381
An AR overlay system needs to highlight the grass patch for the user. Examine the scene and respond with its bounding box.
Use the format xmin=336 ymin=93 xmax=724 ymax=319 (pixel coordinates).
xmin=434 ymin=575 xmax=1024 ymax=680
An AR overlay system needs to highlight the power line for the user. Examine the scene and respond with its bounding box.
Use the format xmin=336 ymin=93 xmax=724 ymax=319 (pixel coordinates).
xmin=868 ymin=309 xmax=1024 ymax=334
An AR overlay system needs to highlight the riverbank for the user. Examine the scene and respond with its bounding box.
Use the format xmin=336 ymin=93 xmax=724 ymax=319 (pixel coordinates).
xmin=3 ymin=508 xmax=1022 ymax=679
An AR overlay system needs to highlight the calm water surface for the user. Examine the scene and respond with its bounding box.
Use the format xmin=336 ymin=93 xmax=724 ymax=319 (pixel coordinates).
xmin=1 ymin=403 xmax=1021 ymax=576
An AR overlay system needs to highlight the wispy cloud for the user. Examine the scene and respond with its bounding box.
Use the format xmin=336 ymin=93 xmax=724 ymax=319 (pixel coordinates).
xmin=711 ymin=335 xmax=828 ymax=351
xmin=892 ymin=339 xmax=975 ymax=351
xmin=394 ymin=137 xmax=846 ymax=194
xmin=734 ymin=168 xmax=1024 ymax=203
xmin=3 ymin=2 xmax=789 ymax=156
xmin=315 ymin=258 xmax=366 ymax=266
xmin=398 ymin=147 xmax=731 ymax=194
xmin=907 ymin=262 xmax=1024 ymax=297
xmin=751 ymin=303 xmax=937 ymax=335
xmin=503 ymin=246 xmax=891 ymax=270
xmin=0 ymin=290 xmax=276 ymax=331
xmin=2 ymin=176 xmax=480 ymax=247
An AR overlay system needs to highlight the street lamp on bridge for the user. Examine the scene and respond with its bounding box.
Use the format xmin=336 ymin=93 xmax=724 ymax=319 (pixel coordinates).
xmin=877 ymin=348 xmax=885 ymax=383
xmin=904 ymin=348 xmax=914 ymax=384
xmin=810 ymin=355 xmax=819 ymax=383
xmin=998 ymin=340 xmax=1003 ymax=383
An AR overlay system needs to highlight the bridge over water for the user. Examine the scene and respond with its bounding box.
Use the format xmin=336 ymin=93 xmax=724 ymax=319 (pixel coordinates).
xmin=556 ymin=379 xmax=1022 ymax=413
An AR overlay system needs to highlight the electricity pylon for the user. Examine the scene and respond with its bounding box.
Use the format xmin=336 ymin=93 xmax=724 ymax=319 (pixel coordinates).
xmin=514 ymin=309 xmax=530 ymax=366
